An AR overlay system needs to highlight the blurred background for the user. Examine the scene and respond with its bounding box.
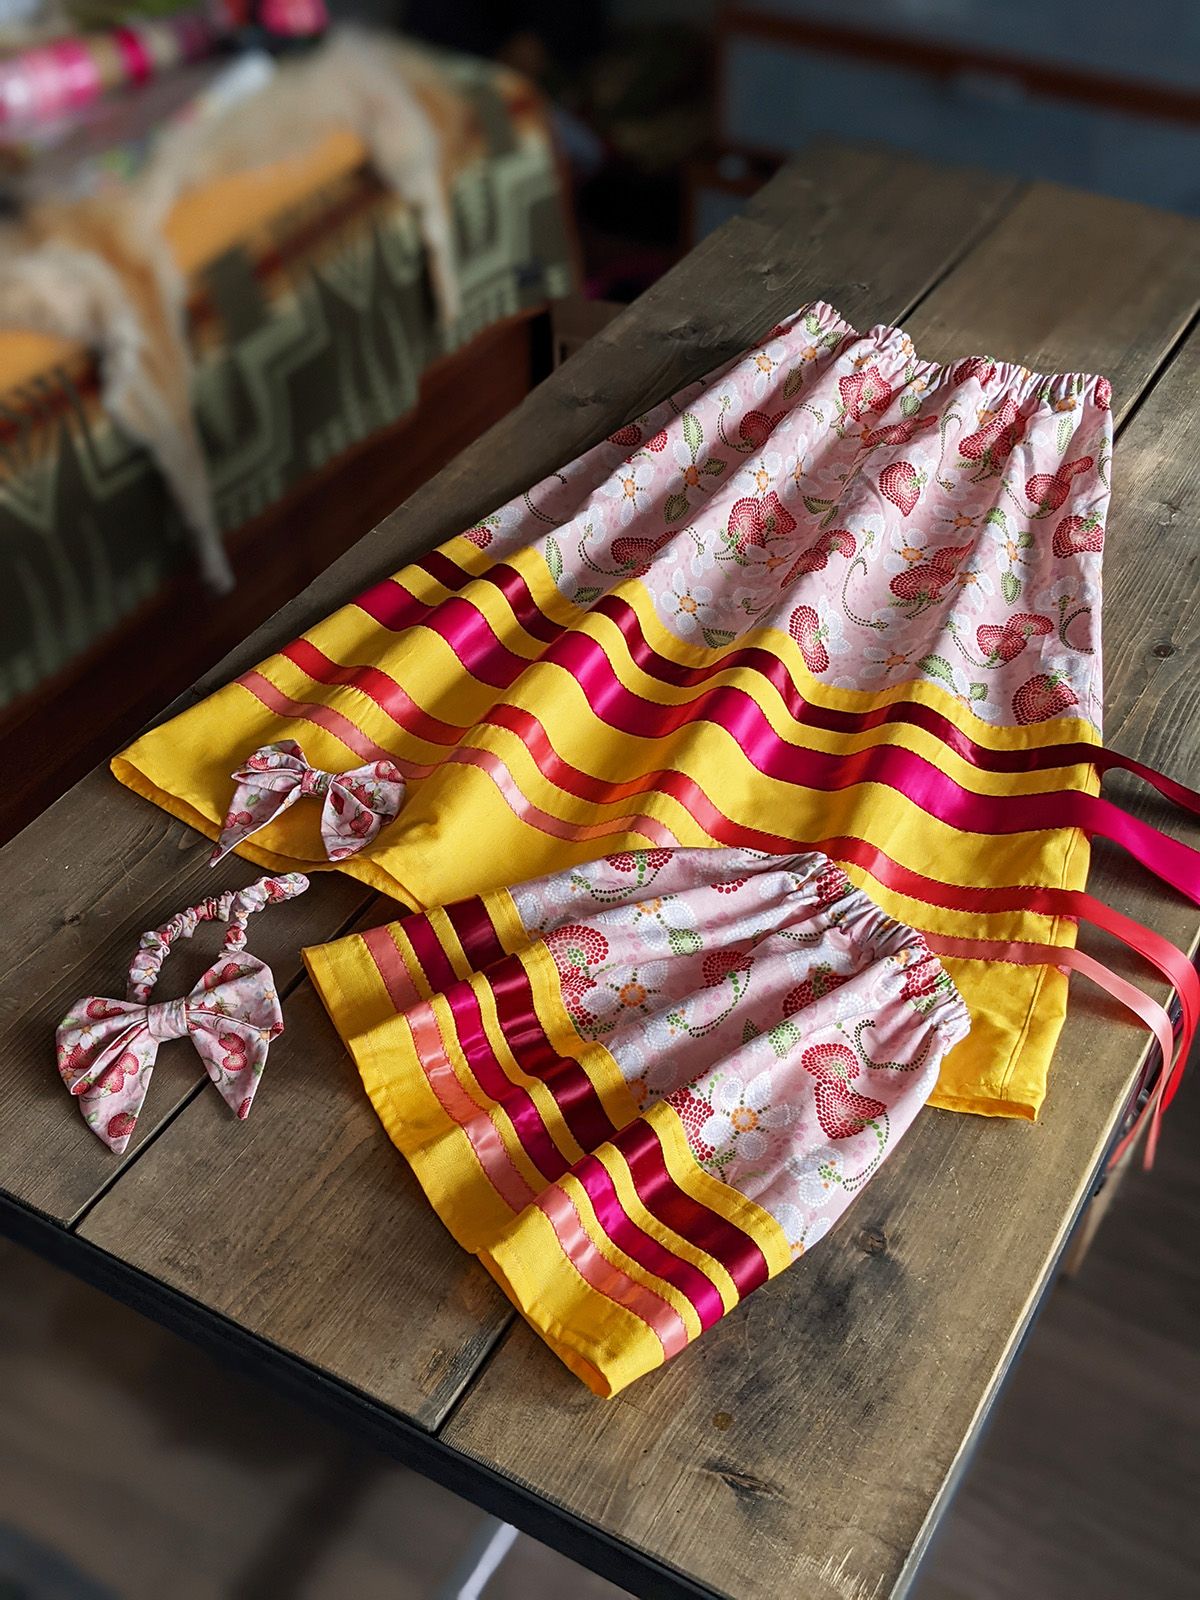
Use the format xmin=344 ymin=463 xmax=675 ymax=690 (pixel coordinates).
xmin=0 ymin=3 xmax=1197 ymax=1597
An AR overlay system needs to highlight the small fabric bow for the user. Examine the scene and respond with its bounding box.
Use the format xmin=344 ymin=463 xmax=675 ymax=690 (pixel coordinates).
xmin=56 ymin=956 xmax=283 ymax=1155
xmin=212 ymin=740 xmax=405 ymax=865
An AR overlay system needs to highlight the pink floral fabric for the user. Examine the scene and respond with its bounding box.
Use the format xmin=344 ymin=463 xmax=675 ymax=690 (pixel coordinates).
xmin=212 ymin=740 xmax=406 ymax=865
xmin=512 ymin=847 xmax=970 ymax=1257
xmin=56 ymin=873 xmax=308 ymax=1154
xmin=473 ymin=301 xmax=1111 ymax=730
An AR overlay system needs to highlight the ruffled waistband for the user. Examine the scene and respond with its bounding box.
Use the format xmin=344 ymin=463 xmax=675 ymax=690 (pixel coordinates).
xmin=780 ymin=299 xmax=1110 ymax=412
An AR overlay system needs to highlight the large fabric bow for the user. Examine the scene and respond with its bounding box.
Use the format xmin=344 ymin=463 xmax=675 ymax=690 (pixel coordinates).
xmin=56 ymin=955 xmax=283 ymax=1155
xmin=211 ymin=740 xmax=406 ymax=865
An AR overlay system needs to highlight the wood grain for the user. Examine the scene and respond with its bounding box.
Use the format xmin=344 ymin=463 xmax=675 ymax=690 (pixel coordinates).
xmin=438 ymin=187 xmax=1200 ymax=1599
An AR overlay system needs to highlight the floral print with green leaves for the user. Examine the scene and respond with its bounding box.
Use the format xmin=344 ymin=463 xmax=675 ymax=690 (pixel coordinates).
xmin=469 ymin=301 xmax=1111 ymax=730
xmin=511 ymin=847 xmax=969 ymax=1260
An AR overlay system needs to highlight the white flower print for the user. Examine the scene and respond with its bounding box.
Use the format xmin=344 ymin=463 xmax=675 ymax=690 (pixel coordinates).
xmin=658 ymin=568 xmax=717 ymax=636
xmin=948 ymin=563 xmax=996 ymax=615
xmin=599 ymin=462 xmax=652 ymax=526
xmin=860 ymin=639 xmax=921 ymax=684
xmin=735 ymin=451 xmax=784 ymax=496
xmin=748 ymin=341 xmax=787 ymax=401
xmin=698 ymin=1070 xmax=793 ymax=1161
xmin=787 ymin=1146 xmax=844 ymax=1205
xmin=632 ymin=893 xmax=700 ymax=953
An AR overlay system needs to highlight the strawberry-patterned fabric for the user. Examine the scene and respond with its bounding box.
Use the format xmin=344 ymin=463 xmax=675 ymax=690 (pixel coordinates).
xmin=510 ymin=299 xmax=1111 ymax=729
xmin=56 ymin=873 xmax=308 ymax=1154
xmin=212 ymin=740 xmax=406 ymax=865
xmin=303 ymin=845 xmax=970 ymax=1393
xmin=511 ymin=847 xmax=970 ymax=1255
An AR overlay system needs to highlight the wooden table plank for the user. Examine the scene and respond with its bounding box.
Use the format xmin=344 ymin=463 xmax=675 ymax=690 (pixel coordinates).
xmin=437 ymin=190 xmax=1200 ymax=1599
xmin=898 ymin=184 xmax=1199 ymax=422
xmin=0 ymin=141 xmax=1017 ymax=1229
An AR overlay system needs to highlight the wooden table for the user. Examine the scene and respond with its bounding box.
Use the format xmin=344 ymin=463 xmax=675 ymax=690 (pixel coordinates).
xmin=2 ymin=142 xmax=1197 ymax=1600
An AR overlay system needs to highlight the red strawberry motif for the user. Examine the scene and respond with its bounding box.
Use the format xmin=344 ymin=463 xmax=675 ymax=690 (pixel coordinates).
xmin=902 ymin=959 xmax=950 ymax=1011
xmin=610 ymin=529 xmax=673 ymax=575
xmin=1012 ymin=672 xmax=1078 ymax=725
xmin=1025 ymin=455 xmax=1094 ymax=512
xmin=784 ymin=527 xmax=857 ymax=579
xmin=738 ymin=409 xmax=784 ymax=450
xmin=645 ymin=429 xmax=668 ymax=452
xmin=800 ymin=1041 xmax=857 ymax=1083
xmin=901 ymin=962 xmax=943 ymax=1003
xmin=545 ymin=924 xmax=610 ymax=969
xmin=106 ymin=1110 xmax=137 ymax=1144
xmin=727 ymin=492 xmax=797 ymax=554
xmin=879 ymin=461 xmax=923 ymax=516
xmin=608 ymin=423 xmax=641 ymax=448
xmin=889 ymin=563 xmax=953 ymax=605
xmin=788 ymin=604 xmax=829 ymax=673
xmin=95 ymin=1051 xmax=140 ymax=1094
xmin=218 ymin=1033 xmax=248 ymax=1073
xmin=1094 ymin=377 xmax=1112 ymax=411
xmin=374 ymin=760 xmax=403 ymax=782
xmin=838 ymin=364 xmax=893 ymax=421
xmin=975 ymin=612 xmax=1052 ymax=665
xmin=813 ymin=862 xmax=850 ymax=908
xmin=607 ymin=848 xmax=671 ymax=872
xmin=952 ymin=357 xmax=997 ymax=387
xmin=713 ymin=876 xmax=748 ymax=894
xmin=204 ymin=961 xmax=245 ymax=990
xmin=86 ymin=998 xmax=124 ymax=1021
xmin=701 ymin=949 xmax=754 ymax=987
xmin=1052 ymin=514 xmax=1104 ymax=556
xmin=224 ymin=808 xmax=253 ymax=831
xmin=889 ymin=541 xmax=971 ymax=607
xmin=237 ymin=1096 xmax=253 ymax=1121
xmin=958 ymin=397 xmax=1026 ymax=466
xmin=783 ymin=965 xmax=848 ymax=1015
xmin=799 ymin=1043 xmax=886 ymax=1140
xmin=462 ymin=525 xmax=492 ymax=549
xmin=861 ymin=415 xmax=937 ymax=447
xmin=666 ymin=1088 xmax=716 ymax=1161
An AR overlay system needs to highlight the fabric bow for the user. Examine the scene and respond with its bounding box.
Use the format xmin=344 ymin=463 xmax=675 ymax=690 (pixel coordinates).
xmin=212 ymin=740 xmax=405 ymax=865
xmin=56 ymin=956 xmax=283 ymax=1155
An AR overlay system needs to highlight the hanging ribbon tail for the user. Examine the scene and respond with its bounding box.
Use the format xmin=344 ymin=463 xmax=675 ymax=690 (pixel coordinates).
xmin=321 ymin=766 xmax=406 ymax=861
xmin=187 ymin=1012 xmax=276 ymax=1123
xmin=924 ymin=932 xmax=1184 ymax=1171
xmin=210 ymin=766 xmax=306 ymax=865
xmin=55 ymin=1005 xmax=159 ymax=1155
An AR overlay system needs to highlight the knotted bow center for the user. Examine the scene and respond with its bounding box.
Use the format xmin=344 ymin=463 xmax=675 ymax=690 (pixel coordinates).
xmin=299 ymin=766 xmax=333 ymax=799
xmin=146 ymin=997 xmax=191 ymax=1042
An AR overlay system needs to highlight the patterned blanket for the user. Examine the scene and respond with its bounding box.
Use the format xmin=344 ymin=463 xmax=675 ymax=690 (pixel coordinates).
xmin=0 ymin=53 xmax=573 ymax=706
